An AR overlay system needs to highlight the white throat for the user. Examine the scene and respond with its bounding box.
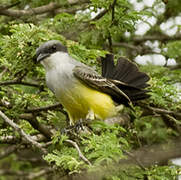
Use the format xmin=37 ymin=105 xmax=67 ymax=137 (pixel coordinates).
xmin=41 ymin=51 xmax=71 ymax=71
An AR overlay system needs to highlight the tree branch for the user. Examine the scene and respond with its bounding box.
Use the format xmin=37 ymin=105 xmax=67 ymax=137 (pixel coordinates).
xmin=0 ymin=135 xmax=20 ymax=144
xmin=112 ymin=42 xmax=157 ymax=55
xmin=0 ymin=1 xmax=90 ymax=18
xmin=0 ymin=134 xmax=47 ymax=144
xmin=0 ymin=2 xmax=59 ymax=17
xmin=0 ymin=168 xmax=52 ymax=179
xmin=133 ymin=34 xmax=181 ymax=43
xmin=19 ymin=113 xmax=53 ymax=140
xmin=0 ymin=110 xmax=48 ymax=154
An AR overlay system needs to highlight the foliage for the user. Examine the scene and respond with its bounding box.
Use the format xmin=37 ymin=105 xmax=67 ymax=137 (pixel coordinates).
xmin=0 ymin=0 xmax=181 ymax=179
xmin=164 ymin=41 xmax=181 ymax=62
xmin=104 ymin=165 xmax=179 ymax=180
xmin=149 ymin=77 xmax=180 ymax=110
xmin=44 ymin=149 xmax=85 ymax=174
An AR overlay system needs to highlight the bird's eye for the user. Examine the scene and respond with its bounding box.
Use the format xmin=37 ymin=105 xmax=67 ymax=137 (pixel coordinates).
xmin=52 ymin=45 xmax=57 ymax=51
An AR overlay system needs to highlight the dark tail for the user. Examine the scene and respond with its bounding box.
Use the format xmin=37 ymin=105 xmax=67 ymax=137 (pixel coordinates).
xmin=101 ymin=54 xmax=150 ymax=103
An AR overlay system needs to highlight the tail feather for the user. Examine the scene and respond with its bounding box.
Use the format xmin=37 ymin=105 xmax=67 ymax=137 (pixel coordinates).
xmin=127 ymin=73 xmax=150 ymax=88
xmin=113 ymin=81 xmax=150 ymax=101
xmin=102 ymin=54 xmax=115 ymax=78
xmin=101 ymin=54 xmax=150 ymax=102
xmin=113 ymin=58 xmax=138 ymax=81
xmin=124 ymin=89 xmax=150 ymax=101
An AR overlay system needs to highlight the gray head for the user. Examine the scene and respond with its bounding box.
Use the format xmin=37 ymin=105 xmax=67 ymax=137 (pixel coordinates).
xmin=36 ymin=40 xmax=67 ymax=62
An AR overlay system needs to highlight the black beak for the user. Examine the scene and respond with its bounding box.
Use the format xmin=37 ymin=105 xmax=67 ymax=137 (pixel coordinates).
xmin=37 ymin=53 xmax=50 ymax=62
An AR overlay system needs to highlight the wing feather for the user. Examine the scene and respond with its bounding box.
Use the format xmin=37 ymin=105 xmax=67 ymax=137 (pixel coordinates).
xmin=73 ymin=65 xmax=131 ymax=106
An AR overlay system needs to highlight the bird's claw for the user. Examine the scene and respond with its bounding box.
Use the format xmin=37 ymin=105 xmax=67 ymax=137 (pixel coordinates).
xmin=60 ymin=119 xmax=85 ymax=134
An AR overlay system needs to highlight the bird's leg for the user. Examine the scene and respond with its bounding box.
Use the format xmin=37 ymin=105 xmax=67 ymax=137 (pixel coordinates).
xmin=61 ymin=110 xmax=95 ymax=134
xmin=86 ymin=109 xmax=95 ymax=120
xmin=74 ymin=119 xmax=84 ymax=132
xmin=61 ymin=118 xmax=93 ymax=135
xmin=73 ymin=118 xmax=93 ymax=134
xmin=61 ymin=119 xmax=84 ymax=134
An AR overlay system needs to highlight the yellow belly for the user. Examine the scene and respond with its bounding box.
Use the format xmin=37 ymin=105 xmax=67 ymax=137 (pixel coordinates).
xmin=57 ymin=81 xmax=116 ymax=123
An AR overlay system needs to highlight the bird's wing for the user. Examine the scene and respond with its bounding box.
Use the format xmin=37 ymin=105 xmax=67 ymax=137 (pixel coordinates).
xmin=73 ymin=65 xmax=131 ymax=106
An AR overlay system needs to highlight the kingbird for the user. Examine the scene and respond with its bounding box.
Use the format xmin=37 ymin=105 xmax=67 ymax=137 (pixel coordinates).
xmin=36 ymin=40 xmax=150 ymax=124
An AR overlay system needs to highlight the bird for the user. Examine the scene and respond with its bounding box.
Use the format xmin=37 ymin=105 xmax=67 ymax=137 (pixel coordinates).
xmin=36 ymin=40 xmax=150 ymax=125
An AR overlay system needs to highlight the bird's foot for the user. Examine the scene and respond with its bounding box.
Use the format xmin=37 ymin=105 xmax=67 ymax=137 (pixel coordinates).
xmin=61 ymin=119 xmax=92 ymax=135
xmin=61 ymin=119 xmax=85 ymax=134
xmin=74 ymin=119 xmax=85 ymax=132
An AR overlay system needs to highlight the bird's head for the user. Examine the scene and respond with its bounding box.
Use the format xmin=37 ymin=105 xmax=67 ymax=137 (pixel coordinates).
xmin=36 ymin=40 xmax=67 ymax=63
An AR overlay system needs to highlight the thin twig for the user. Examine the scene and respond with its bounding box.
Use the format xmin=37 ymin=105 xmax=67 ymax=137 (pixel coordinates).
xmin=112 ymin=42 xmax=142 ymax=52
xmin=27 ymin=168 xmax=53 ymax=180
xmin=0 ymin=134 xmax=47 ymax=144
xmin=108 ymin=33 xmax=113 ymax=52
xmin=0 ymin=67 xmax=8 ymax=80
xmin=91 ymin=0 xmax=117 ymax=22
xmin=108 ymin=0 xmax=117 ymax=52
xmin=133 ymin=34 xmax=181 ymax=43
xmin=26 ymin=103 xmax=63 ymax=113
xmin=55 ymin=3 xmax=88 ymax=15
xmin=0 ymin=170 xmax=28 ymax=176
xmin=25 ymin=103 xmax=68 ymax=123
xmin=147 ymin=106 xmax=181 ymax=118
xmin=65 ymin=139 xmax=92 ymax=166
xmin=91 ymin=9 xmax=109 ymax=21
xmin=0 ymin=80 xmax=42 ymax=88
xmin=0 ymin=145 xmax=18 ymax=159
xmin=112 ymin=42 xmax=155 ymax=55
xmin=0 ymin=168 xmax=53 ymax=179
xmin=111 ymin=0 xmax=117 ymax=22
xmin=0 ymin=110 xmax=47 ymax=154
xmin=0 ymin=134 xmax=48 ymax=147
xmin=0 ymin=1 xmax=20 ymax=10
xmin=0 ymin=135 xmax=20 ymax=144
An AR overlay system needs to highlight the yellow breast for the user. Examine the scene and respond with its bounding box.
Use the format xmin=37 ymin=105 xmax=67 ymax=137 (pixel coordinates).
xmin=57 ymin=81 xmax=116 ymax=123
